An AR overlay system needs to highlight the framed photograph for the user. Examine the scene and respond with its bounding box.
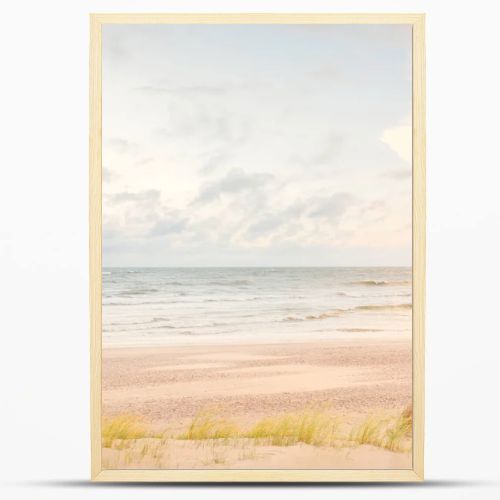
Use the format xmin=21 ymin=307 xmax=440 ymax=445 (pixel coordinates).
xmin=90 ymin=13 xmax=425 ymax=482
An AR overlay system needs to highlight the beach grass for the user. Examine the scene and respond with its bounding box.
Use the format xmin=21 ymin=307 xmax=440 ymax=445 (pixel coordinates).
xmin=349 ymin=406 xmax=412 ymax=452
xmin=102 ymin=415 xmax=163 ymax=448
xmin=178 ymin=409 xmax=240 ymax=440
xmin=102 ymin=406 xmax=412 ymax=458
xmin=247 ymin=409 xmax=338 ymax=446
xmin=176 ymin=408 xmax=339 ymax=446
xmin=384 ymin=405 xmax=412 ymax=452
xmin=349 ymin=417 xmax=386 ymax=447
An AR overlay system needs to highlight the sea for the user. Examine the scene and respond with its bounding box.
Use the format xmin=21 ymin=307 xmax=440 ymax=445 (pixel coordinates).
xmin=102 ymin=267 xmax=412 ymax=346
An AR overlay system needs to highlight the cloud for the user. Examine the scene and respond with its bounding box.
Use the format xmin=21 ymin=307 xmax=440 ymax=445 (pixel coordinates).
xmin=246 ymin=214 xmax=285 ymax=238
xmin=199 ymin=151 xmax=231 ymax=175
xmin=363 ymin=200 xmax=386 ymax=211
xmin=290 ymin=134 xmax=343 ymax=168
xmin=154 ymin=104 xmax=250 ymax=144
xmin=107 ymin=138 xmax=139 ymax=154
xmin=104 ymin=186 xmax=190 ymax=243
xmin=309 ymin=64 xmax=340 ymax=80
xmin=244 ymin=195 xmax=350 ymax=241
xmin=102 ymin=33 xmax=130 ymax=63
xmin=135 ymin=79 xmax=269 ymax=98
xmin=136 ymin=84 xmax=227 ymax=96
xmin=107 ymin=189 xmax=161 ymax=205
xmin=308 ymin=193 xmax=353 ymax=219
xmin=382 ymin=168 xmax=412 ymax=180
xmin=381 ymin=122 xmax=412 ymax=164
xmin=148 ymin=216 xmax=187 ymax=237
xmin=102 ymin=25 xmax=412 ymax=266
xmin=102 ymin=167 xmax=116 ymax=183
xmin=194 ymin=168 xmax=274 ymax=204
xmin=245 ymin=202 xmax=307 ymax=239
xmin=135 ymin=157 xmax=154 ymax=166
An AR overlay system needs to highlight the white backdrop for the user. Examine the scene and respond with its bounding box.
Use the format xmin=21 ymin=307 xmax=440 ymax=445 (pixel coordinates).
xmin=1 ymin=1 xmax=499 ymax=499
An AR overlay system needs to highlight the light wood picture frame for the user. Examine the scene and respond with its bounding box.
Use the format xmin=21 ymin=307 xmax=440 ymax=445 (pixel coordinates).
xmin=90 ymin=13 xmax=425 ymax=482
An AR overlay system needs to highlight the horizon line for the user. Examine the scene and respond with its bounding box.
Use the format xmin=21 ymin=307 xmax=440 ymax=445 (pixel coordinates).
xmin=102 ymin=265 xmax=412 ymax=269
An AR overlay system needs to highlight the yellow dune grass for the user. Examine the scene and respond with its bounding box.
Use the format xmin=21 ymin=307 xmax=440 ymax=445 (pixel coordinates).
xmin=102 ymin=415 xmax=158 ymax=447
xmin=102 ymin=406 xmax=412 ymax=454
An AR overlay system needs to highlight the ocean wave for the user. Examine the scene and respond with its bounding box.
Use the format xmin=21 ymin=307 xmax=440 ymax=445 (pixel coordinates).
xmin=202 ymin=296 xmax=262 ymax=303
xmin=283 ymin=309 xmax=347 ymax=322
xmin=305 ymin=311 xmax=345 ymax=320
xmin=118 ymin=288 xmax=159 ymax=296
xmin=106 ymin=317 xmax=172 ymax=327
xmin=107 ymin=320 xmax=153 ymax=327
xmin=337 ymin=328 xmax=384 ymax=332
xmin=203 ymin=298 xmax=240 ymax=303
xmin=356 ymin=303 xmax=412 ymax=311
xmin=349 ymin=280 xmax=411 ymax=286
xmin=103 ymin=300 xmax=183 ymax=306
xmin=206 ymin=280 xmax=254 ymax=286
xmin=282 ymin=303 xmax=411 ymax=322
xmin=105 ymin=323 xmax=175 ymax=332
xmin=337 ymin=291 xmax=411 ymax=298
xmin=283 ymin=316 xmax=303 ymax=322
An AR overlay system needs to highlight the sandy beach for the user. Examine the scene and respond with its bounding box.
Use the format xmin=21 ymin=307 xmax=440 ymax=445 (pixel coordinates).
xmin=102 ymin=337 xmax=412 ymax=469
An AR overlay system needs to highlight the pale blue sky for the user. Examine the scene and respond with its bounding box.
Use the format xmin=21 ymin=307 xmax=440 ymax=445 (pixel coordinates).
xmin=103 ymin=24 xmax=412 ymax=267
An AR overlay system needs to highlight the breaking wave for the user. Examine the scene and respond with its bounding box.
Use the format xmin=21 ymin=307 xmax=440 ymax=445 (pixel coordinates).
xmin=282 ymin=303 xmax=411 ymax=322
xmin=207 ymin=280 xmax=254 ymax=286
xmin=349 ymin=280 xmax=411 ymax=286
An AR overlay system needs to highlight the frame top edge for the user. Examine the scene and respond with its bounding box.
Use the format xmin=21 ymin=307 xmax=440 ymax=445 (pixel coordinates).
xmin=89 ymin=12 xmax=425 ymax=25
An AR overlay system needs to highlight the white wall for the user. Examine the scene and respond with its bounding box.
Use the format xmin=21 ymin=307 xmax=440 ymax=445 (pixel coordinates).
xmin=1 ymin=1 xmax=499 ymax=499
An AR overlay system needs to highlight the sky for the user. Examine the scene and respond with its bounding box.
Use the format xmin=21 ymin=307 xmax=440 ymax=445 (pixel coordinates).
xmin=102 ymin=24 xmax=412 ymax=267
